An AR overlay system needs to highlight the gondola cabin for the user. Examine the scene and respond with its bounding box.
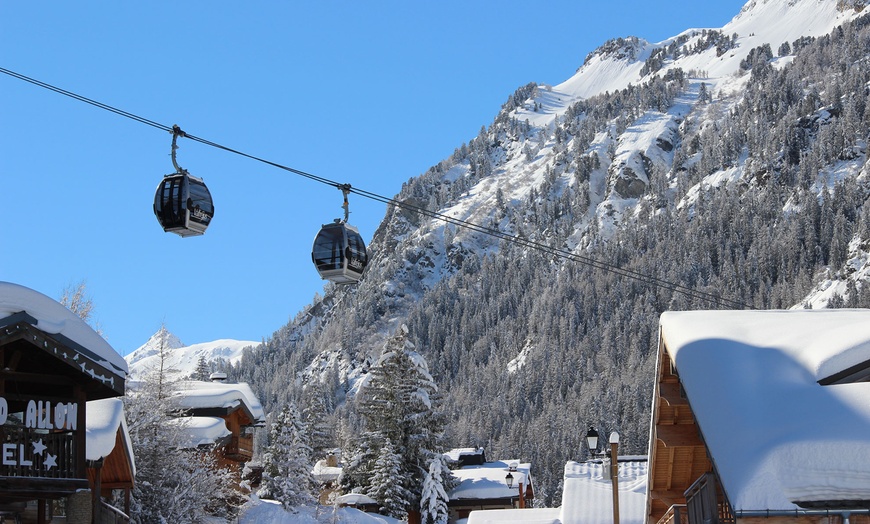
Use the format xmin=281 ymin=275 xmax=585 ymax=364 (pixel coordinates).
xmin=312 ymin=220 xmax=368 ymax=284
xmin=153 ymin=172 xmax=214 ymax=237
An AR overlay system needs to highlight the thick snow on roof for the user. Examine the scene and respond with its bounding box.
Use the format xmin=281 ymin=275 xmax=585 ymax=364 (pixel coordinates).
xmin=85 ymin=397 xmax=134 ymax=474
xmin=0 ymin=281 xmax=127 ymax=375
xmin=660 ymin=309 xmax=870 ymax=511
xmin=560 ymin=459 xmax=648 ymax=524
xmin=335 ymin=493 xmax=378 ymax=506
xmin=449 ymin=460 xmax=531 ymax=501
xmin=172 ymin=380 xmax=265 ymax=423
xmin=444 ymin=447 xmax=485 ymax=463
xmin=312 ymin=459 xmax=342 ymax=483
xmin=172 ymin=416 xmax=231 ymax=448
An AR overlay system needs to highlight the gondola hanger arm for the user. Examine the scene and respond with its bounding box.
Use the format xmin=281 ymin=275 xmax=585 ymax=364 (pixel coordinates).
xmin=170 ymin=124 xmax=188 ymax=174
xmin=338 ymin=183 xmax=352 ymax=223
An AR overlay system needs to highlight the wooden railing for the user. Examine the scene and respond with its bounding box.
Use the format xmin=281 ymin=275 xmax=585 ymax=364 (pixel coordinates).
xmin=657 ymin=504 xmax=687 ymax=524
xmin=225 ymin=435 xmax=254 ymax=460
xmin=686 ymin=473 xmax=734 ymax=524
xmin=97 ymin=500 xmax=130 ymax=524
xmin=0 ymin=427 xmax=79 ymax=479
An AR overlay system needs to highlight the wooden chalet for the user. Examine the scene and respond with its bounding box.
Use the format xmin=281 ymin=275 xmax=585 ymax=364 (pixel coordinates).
xmin=0 ymin=281 xmax=128 ymax=523
xmin=172 ymin=377 xmax=265 ymax=482
xmin=647 ymin=310 xmax=870 ymax=524
xmin=445 ymin=449 xmax=534 ymax=523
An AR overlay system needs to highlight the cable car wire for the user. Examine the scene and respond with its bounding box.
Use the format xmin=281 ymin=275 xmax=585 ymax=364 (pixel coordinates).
xmin=0 ymin=66 xmax=751 ymax=310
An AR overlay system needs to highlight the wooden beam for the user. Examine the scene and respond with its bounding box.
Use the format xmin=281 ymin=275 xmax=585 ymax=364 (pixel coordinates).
xmin=650 ymin=489 xmax=686 ymax=508
xmin=659 ymin=382 xmax=687 ymax=406
xmin=655 ymin=424 xmax=703 ymax=447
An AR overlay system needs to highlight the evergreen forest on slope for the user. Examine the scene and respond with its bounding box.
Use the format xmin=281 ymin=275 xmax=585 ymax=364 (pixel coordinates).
xmin=232 ymin=11 xmax=870 ymax=505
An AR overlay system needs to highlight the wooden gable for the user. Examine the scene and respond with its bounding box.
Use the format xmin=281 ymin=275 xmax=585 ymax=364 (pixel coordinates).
xmin=647 ymin=334 xmax=712 ymax=524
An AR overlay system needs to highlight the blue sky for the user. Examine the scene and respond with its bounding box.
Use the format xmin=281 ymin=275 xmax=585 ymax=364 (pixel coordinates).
xmin=1 ymin=2 xmax=747 ymax=355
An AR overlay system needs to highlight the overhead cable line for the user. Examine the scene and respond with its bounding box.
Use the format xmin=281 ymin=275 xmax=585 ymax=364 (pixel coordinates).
xmin=0 ymin=66 xmax=750 ymax=310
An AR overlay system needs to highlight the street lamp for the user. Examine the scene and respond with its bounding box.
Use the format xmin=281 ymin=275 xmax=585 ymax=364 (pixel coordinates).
xmin=586 ymin=427 xmax=620 ymax=524
xmin=505 ymin=471 xmax=514 ymax=489
xmin=585 ymin=427 xmax=599 ymax=455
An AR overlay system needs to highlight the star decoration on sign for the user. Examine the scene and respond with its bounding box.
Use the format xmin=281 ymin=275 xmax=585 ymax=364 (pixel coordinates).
xmin=32 ymin=439 xmax=47 ymax=456
xmin=43 ymin=453 xmax=57 ymax=471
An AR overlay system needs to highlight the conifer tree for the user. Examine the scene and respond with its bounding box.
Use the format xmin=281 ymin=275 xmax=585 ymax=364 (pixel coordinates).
xmin=346 ymin=324 xmax=450 ymax=520
xmin=258 ymin=403 xmax=316 ymax=510
xmin=125 ymin=326 xmax=232 ymax=523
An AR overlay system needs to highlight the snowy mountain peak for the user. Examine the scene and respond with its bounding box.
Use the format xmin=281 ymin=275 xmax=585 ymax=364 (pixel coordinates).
xmin=125 ymin=326 xmax=185 ymax=366
xmin=125 ymin=334 xmax=261 ymax=382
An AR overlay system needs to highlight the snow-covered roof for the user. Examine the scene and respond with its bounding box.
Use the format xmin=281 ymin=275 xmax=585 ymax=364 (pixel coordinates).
xmin=560 ymin=459 xmax=648 ymax=524
xmin=445 ymin=447 xmax=485 ymax=463
xmin=659 ymin=309 xmax=870 ymax=511
xmin=85 ymin=397 xmax=135 ymax=476
xmin=172 ymin=380 xmax=265 ymax=424
xmin=312 ymin=458 xmax=342 ymax=482
xmin=335 ymin=492 xmax=378 ymax=506
xmin=0 ymin=281 xmax=127 ymax=376
xmin=172 ymin=416 xmax=232 ymax=448
xmin=449 ymin=460 xmax=531 ymax=501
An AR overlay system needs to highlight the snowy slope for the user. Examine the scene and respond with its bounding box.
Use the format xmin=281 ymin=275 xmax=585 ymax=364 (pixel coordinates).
xmin=125 ymin=327 xmax=259 ymax=381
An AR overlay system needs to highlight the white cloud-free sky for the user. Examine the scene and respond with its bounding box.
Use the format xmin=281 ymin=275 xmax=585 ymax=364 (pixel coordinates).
xmin=0 ymin=2 xmax=746 ymax=354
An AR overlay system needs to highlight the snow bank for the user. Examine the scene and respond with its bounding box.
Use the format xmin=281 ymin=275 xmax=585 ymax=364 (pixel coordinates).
xmin=237 ymin=498 xmax=403 ymax=524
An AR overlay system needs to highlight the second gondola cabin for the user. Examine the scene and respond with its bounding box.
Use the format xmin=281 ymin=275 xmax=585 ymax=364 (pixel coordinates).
xmin=312 ymin=220 xmax=368 ymax=284
xmin=153 ymin=172 xmax=215 ymax=237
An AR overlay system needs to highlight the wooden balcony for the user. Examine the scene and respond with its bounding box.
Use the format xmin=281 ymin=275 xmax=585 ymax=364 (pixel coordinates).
xmin=686 ymin=473 xmax=734 ymax=524
xmin=657 ymin=504 xmax=687 ymax=524
xmin=223 ymin=435 xmax=254 ymax=462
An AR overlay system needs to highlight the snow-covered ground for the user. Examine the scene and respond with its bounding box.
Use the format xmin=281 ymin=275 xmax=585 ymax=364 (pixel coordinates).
xmin=236 ymin=498 xmax=403 ymax=524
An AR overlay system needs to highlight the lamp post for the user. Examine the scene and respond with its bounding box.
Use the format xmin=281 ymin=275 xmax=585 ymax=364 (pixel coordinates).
xmin=610 ymin=432 xmax=620 ymax=524
xmin=585 ymin=427 xmax=620 ymax=524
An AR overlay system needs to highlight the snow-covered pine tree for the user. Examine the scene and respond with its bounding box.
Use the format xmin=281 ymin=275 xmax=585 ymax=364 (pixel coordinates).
xmin=257 ymin=403 xmax=317 ymax=510
xmin=420 ymin=454 xmax=454 ymax=524
xmin=125 ymin=325 xmax=233 ymax=523
xmin=347 ymin=324 xmax=449 ymax=521
xmin=368 ymin=437 xmax=412 ymax=519
xmin=194 ymin=354 xmax=210 ymax=381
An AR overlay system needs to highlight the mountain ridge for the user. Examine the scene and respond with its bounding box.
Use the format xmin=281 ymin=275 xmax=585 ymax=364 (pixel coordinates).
xmin=228 ymin=0 xmax=870 ymax=505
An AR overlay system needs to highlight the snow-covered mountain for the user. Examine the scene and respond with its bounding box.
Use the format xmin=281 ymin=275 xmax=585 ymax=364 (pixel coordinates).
xmin=126 ymin=326 xmax=259 ymax=381
xmin=233 ymin=0 xmax=870 ymax=505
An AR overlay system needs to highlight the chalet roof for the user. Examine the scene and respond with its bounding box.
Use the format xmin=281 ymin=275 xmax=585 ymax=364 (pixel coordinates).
xmin=86 ymin=398 xmax=134 ymax=470
xmin=311 ymin=459 xmax=342 ymax=483
xmin=172 ymin=380 xmax=265 ymax=425
xmin=0 ymin=281 xmax=127 ymax=376
xmin=335 ymin=493 xmax=378 ymax=506
xmin=172 ymin=416 xmax=232 ymax=448
xmin=445 ymin=447 xmax=485 ymax=463
xmin=659 ymin=309 xmax=870 ymax=511
xmin=560 ymin=458 xmax=648 ymax=524
xmin=448 ymin=459 xmax=531 ymax=501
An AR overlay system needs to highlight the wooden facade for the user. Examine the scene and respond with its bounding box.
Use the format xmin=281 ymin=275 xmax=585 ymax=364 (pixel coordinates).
xmin=0 ymin=308 xmax=126 ymax=524
xmin=647 ymin=342 xmax=712 ymax=524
